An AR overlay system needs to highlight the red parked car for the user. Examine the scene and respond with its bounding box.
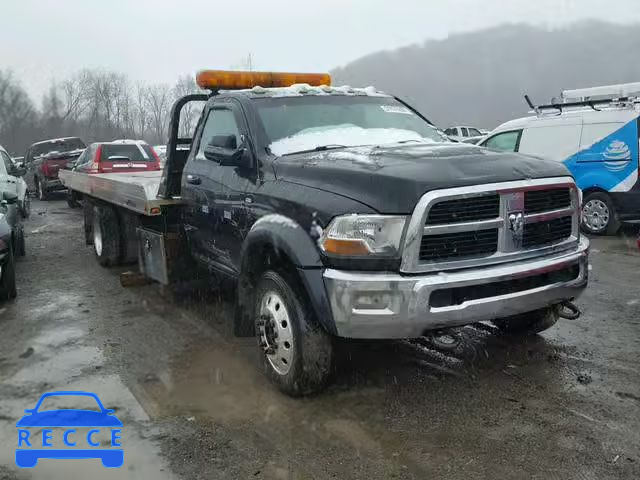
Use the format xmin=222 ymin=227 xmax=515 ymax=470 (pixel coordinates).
xmin=66 ymin=140 xmax=161 ymax=208
xmin=73 ymin=140 xmax=161 ymax=174
xmin=24 ymin=137 xmax=86 ymax=200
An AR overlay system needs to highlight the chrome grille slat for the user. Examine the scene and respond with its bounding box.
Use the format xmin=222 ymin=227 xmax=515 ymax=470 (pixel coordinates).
xmin=400 ymin=177 xmax=580 ymax=274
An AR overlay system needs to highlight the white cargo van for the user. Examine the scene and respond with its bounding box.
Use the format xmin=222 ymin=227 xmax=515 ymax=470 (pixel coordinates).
xmin=480 ymin=83 xmax=640 ymax=235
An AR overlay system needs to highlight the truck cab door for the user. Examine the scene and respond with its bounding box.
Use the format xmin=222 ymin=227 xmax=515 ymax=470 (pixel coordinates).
xmin=182 ymin=100 xmax=255 ymax=276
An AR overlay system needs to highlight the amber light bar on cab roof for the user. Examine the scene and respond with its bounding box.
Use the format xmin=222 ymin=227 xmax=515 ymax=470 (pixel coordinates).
xmin=195 ymin=70 xmax=331 ymax=90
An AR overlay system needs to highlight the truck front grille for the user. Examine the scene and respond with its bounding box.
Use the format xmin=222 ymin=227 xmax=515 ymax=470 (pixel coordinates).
xmin=523 ymin=216 xmax=573 ymax=248
xmin=426 ymin=194 xmax=499 ymax=224
xmin=419 ymin=229 xmax=498 ymax=261
xmin=524 ymin=188 xmax=571 ymax=214
xmin=401 ymin=178 xmax=580 ymax=273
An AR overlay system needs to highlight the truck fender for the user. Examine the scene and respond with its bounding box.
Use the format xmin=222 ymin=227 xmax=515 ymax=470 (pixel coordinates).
xmin=235 ymin=214 xmax=337 ymax=337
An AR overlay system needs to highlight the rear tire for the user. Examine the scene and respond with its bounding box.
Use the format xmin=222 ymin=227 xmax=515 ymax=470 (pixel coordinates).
xmin=492 ymin=307 xmax=558 ymax=335
xmin=254 ymin=270 xmax=333 ymax=396
xmin=36 ymin=179 xmax=48 ymax=201
xmin=67 ymin=189 xmax=81 ymax=209
xmin=0 ymin=246 xmax=17 ymax=300
xmin=581 ymin=192 xmax=620 ymax=236
xmin=93 ymin=204 xmax=120 ymax=267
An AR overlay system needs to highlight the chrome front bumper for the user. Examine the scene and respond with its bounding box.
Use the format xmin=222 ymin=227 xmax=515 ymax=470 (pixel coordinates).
xmin=323 ymin=237 xmax=589 ymax=339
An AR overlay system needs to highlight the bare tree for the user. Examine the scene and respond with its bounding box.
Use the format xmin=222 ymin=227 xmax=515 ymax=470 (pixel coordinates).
xmin=0 ymin=69 xmax=38 ymax=154
xmin=145 ymin=83 xmax=172 ymax=144
xmin=172 ymin=74 xmax=205 ymax=139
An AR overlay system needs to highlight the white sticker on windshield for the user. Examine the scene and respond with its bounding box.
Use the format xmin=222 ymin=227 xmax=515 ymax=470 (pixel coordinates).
xmin=380 ymin=105 xmax=412 ymax=115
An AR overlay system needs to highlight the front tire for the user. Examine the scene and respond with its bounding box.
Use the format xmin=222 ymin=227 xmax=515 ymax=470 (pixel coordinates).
xmin=581 ymin=192 xmax=620 ymax=235
xmin=93 ymin=204 xmax=120 ymax=267
xmin=0 ymin=246 xmax=17 ymax=300
xmin=20 ymin=195 xmax=31 ymax=218
xmin=492 ymin=307 xmax=558 ymax=335
xmin=254 ymin=270 xmax=333 ymax=396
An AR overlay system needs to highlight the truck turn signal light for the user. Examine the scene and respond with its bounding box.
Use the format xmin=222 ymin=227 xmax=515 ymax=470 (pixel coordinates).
xmin=196 ymin=70 xmax=331 ymax=90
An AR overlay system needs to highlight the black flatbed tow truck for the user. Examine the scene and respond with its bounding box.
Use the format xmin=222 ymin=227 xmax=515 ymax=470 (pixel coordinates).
xmin=60 ymin=70 xmax=589 ymax=396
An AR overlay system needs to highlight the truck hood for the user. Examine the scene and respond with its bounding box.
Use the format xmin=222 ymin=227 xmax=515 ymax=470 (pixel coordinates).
xmin=273 ymin=143 xmax=570 ymax=213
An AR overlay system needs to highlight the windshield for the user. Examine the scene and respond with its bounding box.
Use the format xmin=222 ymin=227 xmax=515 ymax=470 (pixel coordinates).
xmin=33 ymin=138 xmax=86 ymax=157
xmin=254 ymin=96 xmax=446 ymax=155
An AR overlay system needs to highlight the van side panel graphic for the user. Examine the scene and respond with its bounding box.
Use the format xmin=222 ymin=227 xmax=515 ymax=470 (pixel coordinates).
xmin=564 ymin=119 xmax=639 ymax=193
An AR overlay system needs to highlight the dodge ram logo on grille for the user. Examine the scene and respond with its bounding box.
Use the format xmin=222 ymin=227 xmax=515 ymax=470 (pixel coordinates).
xmin=508 ymin=212 xmax=525 ymax=245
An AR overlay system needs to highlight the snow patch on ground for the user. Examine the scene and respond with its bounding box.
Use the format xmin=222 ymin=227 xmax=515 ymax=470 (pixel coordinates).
xmin=269 ymin=125 xmax=435 ymax=156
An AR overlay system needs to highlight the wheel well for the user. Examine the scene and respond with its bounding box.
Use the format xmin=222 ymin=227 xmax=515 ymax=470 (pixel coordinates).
xmin=236 ymin=242 xmax=299 ymax=337
xmin=582 ymin=187 xmax=609 ymax=198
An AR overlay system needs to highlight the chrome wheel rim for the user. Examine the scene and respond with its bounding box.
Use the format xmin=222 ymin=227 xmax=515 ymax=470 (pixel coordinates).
xmin=582 ymin=199 xmax=609 ymax=232
xmin=258 ymin=291 xmax=294 ymax=375
xmin=93 ymin=213 xmax=103 ymax=257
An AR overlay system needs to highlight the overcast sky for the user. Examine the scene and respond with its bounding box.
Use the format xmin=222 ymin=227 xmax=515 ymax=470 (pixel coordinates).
xmin=3 ymin=0 xmax=640 ymax=101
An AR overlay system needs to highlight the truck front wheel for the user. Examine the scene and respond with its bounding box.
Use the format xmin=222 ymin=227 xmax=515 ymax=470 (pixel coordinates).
xmin=254 ymin=270 xmax=333 ymax=396
xmin=492 ymin=307 xmax=558 ymax=335
xmin=93 ymin=205 xmax=120 ymax=267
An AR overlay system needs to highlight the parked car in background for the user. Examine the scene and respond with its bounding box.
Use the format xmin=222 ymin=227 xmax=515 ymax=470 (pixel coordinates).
xmin=0 ymin=210 xmax=17 ymax=300
xmin=11 ymin=156 xmax=24 ymax=167
xmin=24 ymin=137 xmax=86 ymax=200
xmin=67 ymin=140 xmax=161 ymax=208
xmin=1 ymin=145 xmax=29 ymax=218
xmin=444 ymin=125 xmax=486 ymax=143
xmin=73 ymin=140 xmax=161 ymax=174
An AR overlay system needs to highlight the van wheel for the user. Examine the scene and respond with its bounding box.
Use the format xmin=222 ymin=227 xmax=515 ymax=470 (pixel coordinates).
xmin=93 ymin=205 xmax=120 ymax=267
xmin=254 ymin=270 xmax=333 ymax=396
xmin=492 ymin=307 xmax=558 ymax=335
xmin=581 ymin=192 xmax=620 ymax=235
xmin=0 ymin=246 xmax=17 ymax=300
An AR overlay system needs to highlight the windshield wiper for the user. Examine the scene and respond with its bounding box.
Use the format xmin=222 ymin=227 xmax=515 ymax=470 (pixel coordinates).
xmin=281 ymin=144 xmax=349 ymax=156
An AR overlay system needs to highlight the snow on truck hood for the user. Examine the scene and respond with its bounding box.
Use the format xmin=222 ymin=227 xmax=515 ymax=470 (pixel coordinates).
xmin=269 ymin=125 xmax=437 ymax=156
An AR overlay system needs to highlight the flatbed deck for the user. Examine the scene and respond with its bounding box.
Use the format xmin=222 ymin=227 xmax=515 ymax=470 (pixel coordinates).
xmin=59 ymin=169 xmax=182 ymax=216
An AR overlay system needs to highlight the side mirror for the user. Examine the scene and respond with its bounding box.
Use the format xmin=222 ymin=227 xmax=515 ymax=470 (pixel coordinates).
xmin=203 ymin=135 xmax=253 ymax=169
xmin=12 ymin=166 xmax=27 ymax=177
xmin=2 ymin=191 xmax=18 ymax=204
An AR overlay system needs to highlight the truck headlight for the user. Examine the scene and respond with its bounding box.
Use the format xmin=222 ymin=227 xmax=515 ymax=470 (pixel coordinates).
xmin=320 ymin=215 xmax=407 ymax=257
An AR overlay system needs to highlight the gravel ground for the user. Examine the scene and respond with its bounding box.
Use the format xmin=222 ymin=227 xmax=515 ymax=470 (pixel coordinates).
xmin=0 ymin=196 xmax=638 ymax=479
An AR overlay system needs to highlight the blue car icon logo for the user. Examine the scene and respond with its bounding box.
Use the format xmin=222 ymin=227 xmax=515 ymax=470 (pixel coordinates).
xmin=16 ymin=391 xmax=123 ymax=468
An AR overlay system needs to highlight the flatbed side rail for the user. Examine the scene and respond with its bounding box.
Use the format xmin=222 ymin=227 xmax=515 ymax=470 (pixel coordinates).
xmin=59 ymin=170 xmax=180 ymax=216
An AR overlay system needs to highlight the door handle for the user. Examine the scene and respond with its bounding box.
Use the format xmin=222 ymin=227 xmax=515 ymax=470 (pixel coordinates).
xmin=186 ymin=174 xmax=201 ymax=185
